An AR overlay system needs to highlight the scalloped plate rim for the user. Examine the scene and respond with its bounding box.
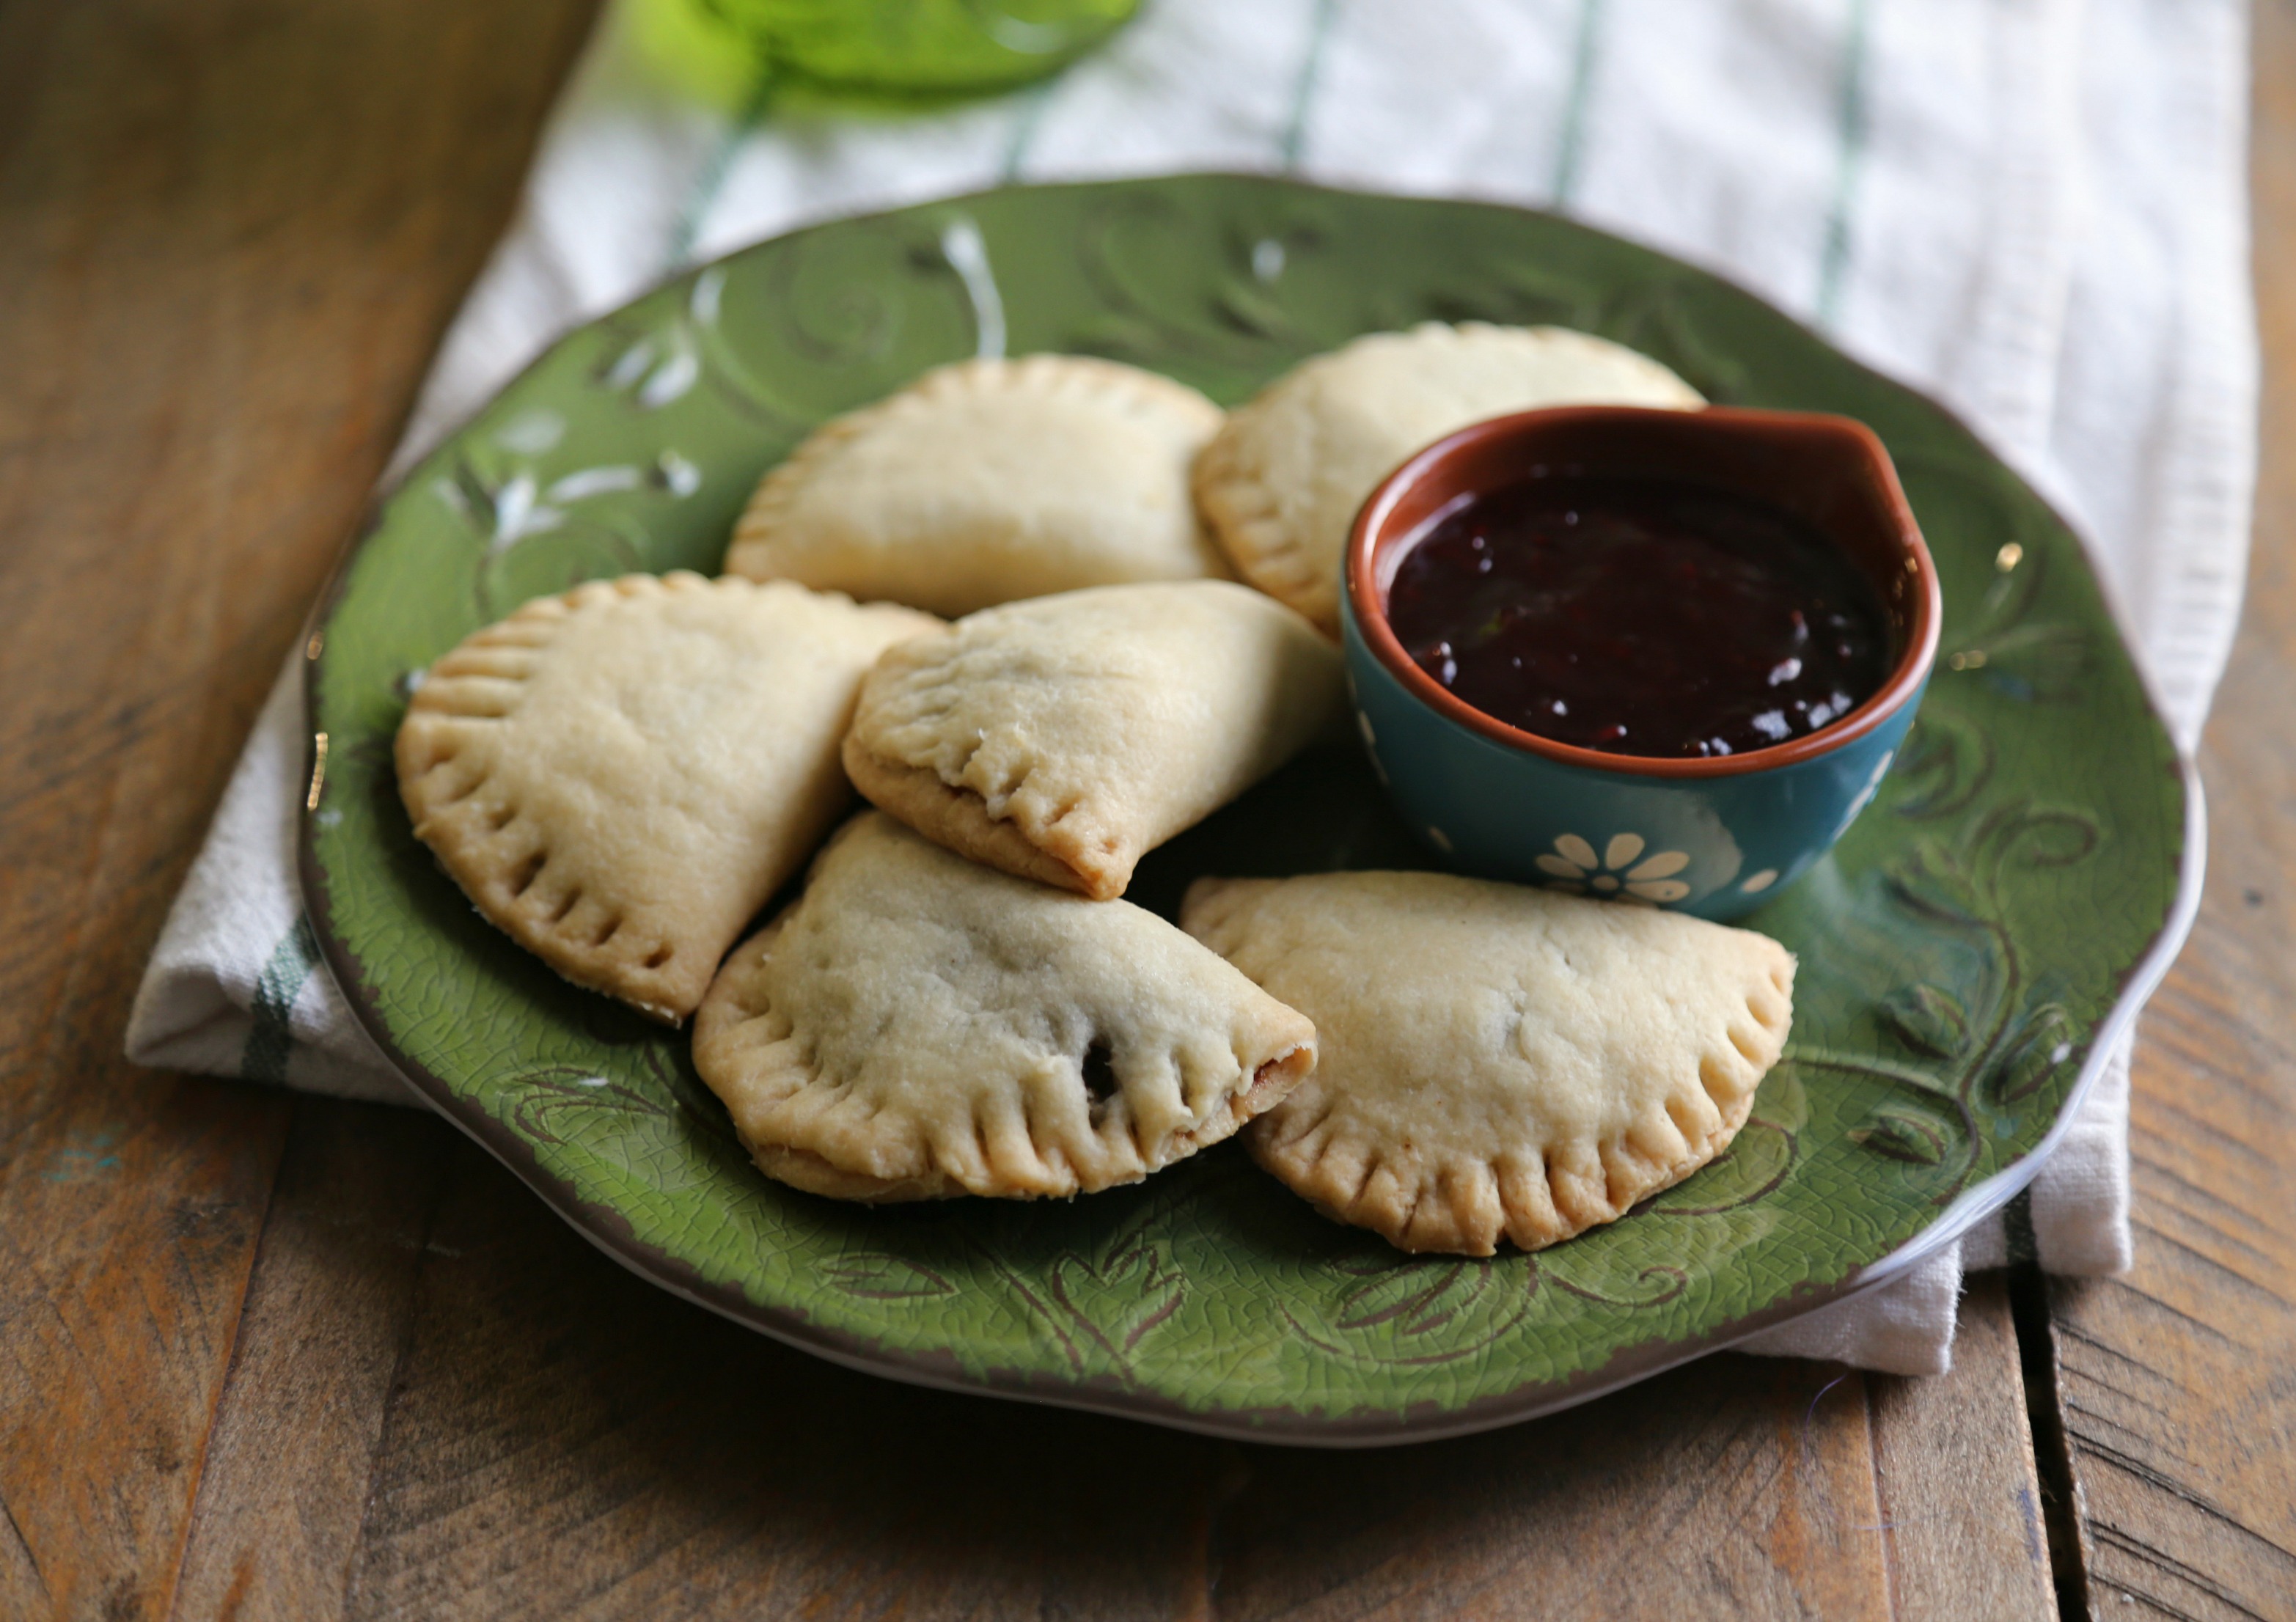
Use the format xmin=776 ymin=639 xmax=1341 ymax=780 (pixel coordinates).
xmin=299 ymin=782 xmax=2201 ymax=1445
xmin=294 ymin=172 xmax=2204 ymax=1445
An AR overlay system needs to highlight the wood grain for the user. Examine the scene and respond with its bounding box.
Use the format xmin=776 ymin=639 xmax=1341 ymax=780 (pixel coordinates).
xmin=169 ymin=1105 xmax=456 ymax=1622
xmin=312 ymin=1130 xmax=1220 ymax=1620
xmin=1209 ymin=1357 xmax=1892 ymax=1621
xmin=0 ymin=0 xmax=595 ymax=1615
xmin=1204 ymin=1282 xmax=2050 ymax=1622
xmin=2030 ymin=5 xmax=2296 ymax=1617
xmin=183 ymin=1125 xmax=2048 ymax=1622
xmin=1868 ymin=1277 xmax=2060 ymax=1621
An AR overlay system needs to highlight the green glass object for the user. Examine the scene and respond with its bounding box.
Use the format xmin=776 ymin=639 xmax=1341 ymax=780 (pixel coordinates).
xmin=638 ymin=0 xmax=1140 ymax=104
xmin=303 ymin=176 xmax=2193 ymax=1444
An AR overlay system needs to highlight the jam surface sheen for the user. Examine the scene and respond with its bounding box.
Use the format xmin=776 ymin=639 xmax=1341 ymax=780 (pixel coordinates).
xmin=1384 ymin=477 xmax=1890 ymax=760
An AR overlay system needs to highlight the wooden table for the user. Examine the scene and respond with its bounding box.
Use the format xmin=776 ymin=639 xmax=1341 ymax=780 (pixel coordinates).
xmin=4 ymin=3 xmax=2290 ymax=1615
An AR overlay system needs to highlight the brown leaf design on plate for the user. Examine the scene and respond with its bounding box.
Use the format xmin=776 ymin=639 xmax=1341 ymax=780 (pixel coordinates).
xmin=501 ymin=1065 xmax=670 ymax=1148
xmin=1286 ymin=1255 xmax=1540 ymax=1368
xmin=1044 ymin=1225 xmax=1187 ymax=1366
xmin=1891 ymin=705 xmax=1995 ymax=821
xmin=821 ymin=1252 xmax=956 ymax=1302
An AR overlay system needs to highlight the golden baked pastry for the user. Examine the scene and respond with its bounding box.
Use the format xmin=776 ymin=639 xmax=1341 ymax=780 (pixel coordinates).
xmin=692 ymin=813 xmax=1317 ymax=1201
xmin=1194 ymin=323 xmax=1703 ymax=632
xmin=841 ymin=580 xmax=1343 ymax=901
xmin=727 ymin=354 xmax=1229 ymax=617
xmin=395 ymin=571 xmax=936 ymax=1023
xmin=1182 ymin=871 xmax=1794 ymax=1255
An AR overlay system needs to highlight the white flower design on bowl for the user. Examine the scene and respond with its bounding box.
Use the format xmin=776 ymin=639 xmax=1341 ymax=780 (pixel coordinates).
xmin=1534 ymin=833 xmax=1693 ymax=903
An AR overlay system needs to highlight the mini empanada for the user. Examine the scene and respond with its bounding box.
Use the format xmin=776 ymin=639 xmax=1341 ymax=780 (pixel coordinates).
xmin=727 ymin=355 xmax=1230 ymax=617
xmin=692 ymin=813 xmax=1317 ymax=1202
xmin=1194 ymin=323 xmax=1704 ymax=632
xmin=395 ymin=572 xmax=937 ymax=1024
xmin=1182 ymin=872 xmax=1794 ymax=1256
xmin=843 ymin=581 xmax=1343 ymax=901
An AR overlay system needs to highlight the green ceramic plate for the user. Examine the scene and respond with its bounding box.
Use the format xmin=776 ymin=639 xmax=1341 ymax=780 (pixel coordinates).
xmin=302 ymin=175 xmax=2198 ymax=1444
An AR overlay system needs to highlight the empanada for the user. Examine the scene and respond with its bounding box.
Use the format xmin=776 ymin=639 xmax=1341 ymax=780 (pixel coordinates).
xmin=1182 ymin=872 xmax=1794 ymax=1256
xmin=692 ymin=813 xmax=1317 ymax=1202
xmin=727 ymin=355 xmax=1230 ymax=617
xmin=1194 ymin=323 xmax=1704 ymax=632
xmin=843 ymin=581 xmax=1344 ymax=901
xmin=395 ymin=572 xmax=936 ymax=1023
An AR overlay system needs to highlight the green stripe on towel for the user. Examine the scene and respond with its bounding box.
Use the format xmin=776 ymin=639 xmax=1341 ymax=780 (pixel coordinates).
xmin=1280 ymin=0 xmax=1340 ymax=171
xmin=670 ymin=67 xmax=778 ymax=266
xmin=1550 ymin=0 xmax=1606 ymax=207
xmin=242 ymin=914 xmax=321 ymax=1086
xmin=1000 ymin=79 xmax=1058 ymax=182
xmin=1816 ymin=0 xmax=1873 ymax=328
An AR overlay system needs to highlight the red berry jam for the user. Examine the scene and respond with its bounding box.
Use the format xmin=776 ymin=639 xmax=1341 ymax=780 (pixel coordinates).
xmin=1384 ymin=477 xmax=1890 ymax=760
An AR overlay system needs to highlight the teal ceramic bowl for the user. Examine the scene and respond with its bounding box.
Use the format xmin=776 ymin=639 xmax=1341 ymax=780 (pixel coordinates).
xmin=1341 ymin=406 xmax=1943 ymax=920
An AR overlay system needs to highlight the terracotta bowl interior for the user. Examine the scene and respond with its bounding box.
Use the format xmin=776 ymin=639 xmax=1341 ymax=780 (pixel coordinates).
xmin=1350 ymin=406 xmax=1942 ymax=777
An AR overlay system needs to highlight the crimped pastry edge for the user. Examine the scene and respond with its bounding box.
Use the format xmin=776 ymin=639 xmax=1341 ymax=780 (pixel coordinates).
xmin=1189 ymin=320 xmax=1707 ymax=634
xmin=727 ymin=353 xmax=1228 ymax=597
xmin=839 ymin=734 xmax=1123 ymax=899
xmin=1245 ymin=951 xmax=1796 ymax=1256
xmin=396 ymin=571 xmax=720 ymax=1023
xmin=692 ymin=898 xmax=1318 ymax=1203
xmin=395 ymin=570 xmax=931 ymax=1024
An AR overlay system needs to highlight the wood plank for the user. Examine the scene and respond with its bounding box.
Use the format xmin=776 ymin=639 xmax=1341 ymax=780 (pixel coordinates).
xmin=328 ymin=1137 xmax=1222 ymax=1620
xmin=1868 ymin=1275 xmax=2059 ymax=1620
xmin=1207 ymin=1353 xmax=1893 ymax=1621
xmin=0 ymin=1076 xmax=283 ymax=1622
xmin=1207 ymin=1317 xmax=2052 ymax=1622
xmin=200 ymin=1146 xmax=2052 ymax=1621
xmin=0 ymin=0 xmax=597 ymax=1615
xmin=2030 ymin=3 xmax=2296 ymax=1617
xmin=211 ymin=1126 xmax=2047 ymax=1617
xmin=169 ymin=1102 xmax=458 ymax=1622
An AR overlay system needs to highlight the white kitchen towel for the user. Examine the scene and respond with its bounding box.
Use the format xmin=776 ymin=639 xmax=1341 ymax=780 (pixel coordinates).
xmin=129 ymin=0 xmax=2256 ymax=1375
